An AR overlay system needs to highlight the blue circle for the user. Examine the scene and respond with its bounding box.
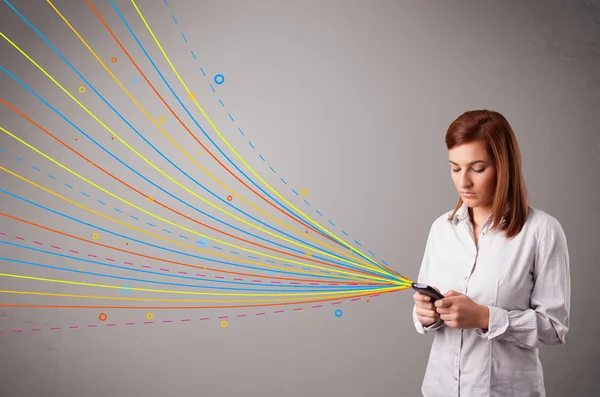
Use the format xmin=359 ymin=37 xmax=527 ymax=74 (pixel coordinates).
xmin=132 ymin=77 xmax=138 ymax=85
xmin=214 ymin=74 xmax=225 ymax=85
xmin=120 ymin=284 xmax=131 ymax=295
xmin=334 ymin=309 xmax=343 ymax=317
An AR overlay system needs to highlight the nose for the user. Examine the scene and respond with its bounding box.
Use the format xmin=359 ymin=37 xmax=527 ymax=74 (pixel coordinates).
xmin=459 ymin=171 xmax=473 ymax=188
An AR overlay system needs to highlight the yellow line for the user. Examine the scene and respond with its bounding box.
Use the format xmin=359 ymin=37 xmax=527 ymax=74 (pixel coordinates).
xmin=0 ymin=27 xmax=385 ymax=278
xmin=0 ymin=273 xmax=400 ymax=297
xmin=0 ymin=159 xmax=393 ymax=284
xmin=131 ymin=0 xmax=401 ymax=281
xmin=0 ymin=289 xmax=391 ymax=303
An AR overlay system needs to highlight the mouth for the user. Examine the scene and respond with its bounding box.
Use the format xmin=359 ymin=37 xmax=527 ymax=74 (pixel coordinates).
xmin=462 ymin=191 xmax=476 ymax=196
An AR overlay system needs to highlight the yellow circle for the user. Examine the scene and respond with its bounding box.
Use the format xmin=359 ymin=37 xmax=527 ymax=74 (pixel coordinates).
xmin=158 ymin=116 xmax=166 ymax=124
xmin=301 ymin=189 xmax=309 ymax=196
xmin=220 ymin=320 xmax=228 ymax=328
xmin=78 ymin=86 xmax=86 ymax=93
xmin=92 ymin=233 xmax=100 ymax=240
xmin=146 ymin=313 xmax=153 ymax=320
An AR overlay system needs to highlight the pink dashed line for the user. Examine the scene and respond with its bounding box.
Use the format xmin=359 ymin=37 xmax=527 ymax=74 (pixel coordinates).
xmin=178 ymin=271 xmax=188 ymax=275
xmin=0 ymin=232 xmax=6 ymax=236
xmin=251 ymin=280 xmax=261 ymax=283
xmin=159 ymin=268 xmax=169 ymax=272
xmin=290 ymin=282 xmax=300 ymax=285
xmin=142 ymin=265 xmax=151 ymax=269
xmin=351 ymin=298 xmax=361 ymax=302
xmin=15 ymin=236 xmax=24 ymax=240
xmin=88 ymin=254 xmax=97 ymax=258
xmin=217 ymin=316 xmax=228 ymax=319
xmin=271 ymin=281 xmax=281 ymax=284
xmin=215 ymin=276 xmax=224 ymax=279
xmin=197 ymin=274 xmax=206 ymax=277
xmin=88 ymin=325 xmax=98 ymax=328
xmin=124 ymin=261 xmax=133 ymax=265
xmin=106 ymin=258 xmax=115 ymax=262
xmin=233 ymin=278 xmax=242 ymax=281
xmin=199 ymin=318 xmax=210 ymax=321
xmin=13 ymin=330 xmax=22 ymax=333
xmin=274 ymin=310 xmax=284 ymax=313
xmin=236 ymin=314 xmax=246 ymax=318
xmin=312 ymin=305 xmax=323 ymax=308
xmin=255 ymin=312 xmax=265 ymax=316
xmin=162 ymin=320 xmax=172 ymax=323
xmin=144 ymin=322 xmax=153 ymax=325
xmin=106 ymin=324 xmax=117 ymax=327
xmin=125 ymin=322 xmax=135 ymax=326
xmin=332 ymin=302 xmax=342 ymax=305
xmin=69 ymin=249 xmax=78 ymax=253
xmin=51 ymin=245 xmax=61 ymax=250
xmin=180 ymin=319 xmax=191 ymax=322
xmin=293 ymin=308 xmax=303 ymax=311
xmin=50 ymin=327 xmax=60 ymax=331
xmin=31 ymin=328 xmax=42 ymax=332
xmin=34 ymin=241 xmax=43 ymax=245
xmin=69 ymin=326 xmax=79 ymax=329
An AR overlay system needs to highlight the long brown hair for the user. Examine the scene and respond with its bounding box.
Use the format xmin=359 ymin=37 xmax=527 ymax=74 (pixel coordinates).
xmin=446 ymin=110 xmax=529 ymax=238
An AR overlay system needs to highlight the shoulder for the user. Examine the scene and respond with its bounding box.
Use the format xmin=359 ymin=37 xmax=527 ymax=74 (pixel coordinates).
xmin=427 ymin=209 xmax=457 ymax=235
xmin=526 ymin=206 xmax=567 ymax=245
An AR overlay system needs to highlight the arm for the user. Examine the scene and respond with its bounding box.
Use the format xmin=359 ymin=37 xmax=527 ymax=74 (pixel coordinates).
xmin=476 ymin=217 xmax=571 ymax=348
xmin=413 ymin=222 xmax=445 ymax=334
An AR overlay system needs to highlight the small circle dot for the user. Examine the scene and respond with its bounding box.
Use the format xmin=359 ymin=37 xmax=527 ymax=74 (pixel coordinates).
xmin=301 ymin=189 xmax=309 ymax=196
xmin=334 ymin=309 xmax=343 ymax=317
xmin=132 ymin=77 xmax=138 ymax=85
xmin=111 ymin=57 xmax=117 ymax=63
xmin=158 ymin=116 xmax=166 ymax=124
xmin=146 ymin=313 xmax=153 ymax=320
xmin=99 ymin=313 xmax=107 ymax=321
xmin=227 ymin=195 xmax=233 ymax=201
xmin=92 ymin=233 xmax=100 ymax=240
xmin=78 ymin=86 xmax=86 ymax=93
xmin=220 ymin=320 xmax=228 ymax=328
xmin=214 ymin=74 xmax=225 ymax=85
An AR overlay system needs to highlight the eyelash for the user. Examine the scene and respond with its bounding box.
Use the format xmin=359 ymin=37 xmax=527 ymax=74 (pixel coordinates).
xmin=452 ymin=168 xmax=485 ymax=173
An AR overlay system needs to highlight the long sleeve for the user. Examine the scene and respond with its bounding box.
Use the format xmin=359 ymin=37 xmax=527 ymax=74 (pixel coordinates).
xmin=413 ymin=222 xmax=444 ymax=334
xmin=476 ymin=217 xmax=571 ymax=348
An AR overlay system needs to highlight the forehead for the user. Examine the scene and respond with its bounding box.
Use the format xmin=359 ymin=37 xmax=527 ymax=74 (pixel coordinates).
xmin=448 ymin=140 xmax=491 ymax=163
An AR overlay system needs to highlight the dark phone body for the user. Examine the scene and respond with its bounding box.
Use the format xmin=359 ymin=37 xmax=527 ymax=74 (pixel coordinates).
xmin=412 ymin=282 xmax=445 ymax=302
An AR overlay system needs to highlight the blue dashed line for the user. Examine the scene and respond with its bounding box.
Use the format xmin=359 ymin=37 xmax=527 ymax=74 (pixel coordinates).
xmin=48 ymin=174 xmax=56 ymax=180
xmin=248 ymin=256 xmax=258 ymax=260
xmin=269 ymin=166 xmax=276 ymax=174
xmin=181 ymin=33 xmax=187 ymax=43
xmin=301 ymin=267 xmax=311 ymax=271
xmin=171 ymin=14 xmax=177 ymax=24
xmin=15 ymin=156 xmax=24 ymax=162
xmin=265 ymin=260 xmax=275 ymax=264
xmin=238 ymin=128 xmax=245 ymax=136
xmin=190 ymin=50 xmax=196 ymax=60
xmin=163 ymin=229 xmax=172 ymax=233
xmin=292 ymin=189 xmax=299 ymax=196
xmin=354 ymin=240 xmax=362 ymax=247
xmin=284 ymin=264 xmax=293 ymax=268
xmin=303 ymin=200 xmax=311 ymax=206
xmin=209 ymin=84 xmax=215 ymax=92
xmin=316 ymin=210 xmax=323 ymax=217
xmin=219 ymin=99 xmax=225 ymax=107
xmin=114 ymin=208 xmax=122 ymax=213
xmin=147 ymin=222 xmax=155 ymax=227
xmin=213 ymin=246 xmax=223 ymax=251
xmin=231 ymin=251 xmax=240 ymax=255
xmin=341 ymin=230 xmax=349 ymax=236
xmin=0 ymin=147 xmax=5 ymax=152
xmin=163 ymin=0 xmax=168 ymax=6
xmin=200 ymin=67 xmax=206 ymax=76
xmin=280 ymin=178 xmax=287 ymax=184
xmin=81 ymin=192 xmax=89 ymax=197
xmin=228 ymin=114 xmax=235 ymax=122
xmin=196 ymin=240 xmax=205 ymax=245
xmin=248 ymin=142 xmax=255 ymax=149
xmin=382 ymin=260 xmax=391 ymax=267
xmin=97 ymin=200 xmax=106 ymax=206
xmin=368 ymin=250 xmax=375 ymax=256
xmin=180 ymin=234 xmax=188 ymax=239
xmin=259 ymin=154 xmax=265 ymax=162
xmin=130 ymin=215 xmax=139 ymax=220
xmin=65 ymin=183 xmax=73 ymax=189
xmin=328 ymin=220 xmax=336 ymax=226
xmin=32 ymin=166 xmax=40 ymax=172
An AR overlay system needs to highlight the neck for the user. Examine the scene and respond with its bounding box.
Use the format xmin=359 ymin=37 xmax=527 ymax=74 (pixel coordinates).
xmin=468 ymin=205 xmax=493 ymax=226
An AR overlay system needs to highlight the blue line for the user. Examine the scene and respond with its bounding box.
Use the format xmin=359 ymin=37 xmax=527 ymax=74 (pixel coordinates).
xmin=259 ymin=155 xmax=265 ymax=161
xmin=368 ymin=250 xmax=375 ymax=256
xmin=80 ymin=192 xmax=90 ymax=198
xmin=228 ymin=114 xmax=234 ymax=122
xmin=238 ymin=128 xmax=244 ymax=136
xmin=180 ymin=234 xmax=188 ymax=239
xmin=248 ymin=142 xmax=255 ymax=149
xmin=97 ymin=200 xmax=106 ymax=205
xmin=0 ymin=147 xmax=5 ymax=152
xmin=303 ymin=200 xmax=310 ymax=206
xmin=280 ymin=178 xmax=287 ymax=184
xmin=354 ymin=240 xmax=362 ymax=247
xmin=32 ymin=166 xmax=40 ymax=172
xmin=218 ymin=99 xmax=224 ymax=107
xmin=147 ymin=222 xmax=155 ymax=227
xmin=316 ymin=210 xmax=323 ymax=217
xmin=328 ymin=220 xmax=336 ymax=227
xmin=48 ymin=174 xmax=56 ymax=180
xmin=163 ymin=228 xmax=171 ymax=233
xmin=269 ymin=166 xmax=276 ymax=173
xmin=181 ymin=32 xmax=187 ymax=42
xmin=190 ymin=50 xmax=196 ymax=60
xmin=292 ymin=189 xmax=299 ymax=196
xmin=171 ymin=14 xmax=177 ymax=24
xmin=0 ymin=189 xmax=365 ymax=282
xmin=209 ymin=83 xmax=215 ymax=92
xmin=65 ymin=183 xmax=73 ymax=189
xmin=130 ymin=215 xmax=138 ymax=220
xmin=15 ymin=156 xmax=24 ymax=162
xmin=114 ymin=208 xmax=122 ymax=213
xmin=200 ymin=67 xmax=206 ymax=76
xmin=341 ymin=230 xmax=349 ymax=236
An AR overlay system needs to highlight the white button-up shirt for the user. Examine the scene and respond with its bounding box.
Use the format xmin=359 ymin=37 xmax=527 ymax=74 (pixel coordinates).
xmin=412 ymin=203 xmax=570 ymax=397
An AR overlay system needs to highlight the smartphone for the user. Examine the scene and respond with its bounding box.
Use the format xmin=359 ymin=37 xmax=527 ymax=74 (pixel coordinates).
xmin=412 ymin=282 xmax=444 ymax=302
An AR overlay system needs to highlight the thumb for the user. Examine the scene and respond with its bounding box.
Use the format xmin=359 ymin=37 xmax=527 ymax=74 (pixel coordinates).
xmin=444 ymin=290 xmax=460 ymax=297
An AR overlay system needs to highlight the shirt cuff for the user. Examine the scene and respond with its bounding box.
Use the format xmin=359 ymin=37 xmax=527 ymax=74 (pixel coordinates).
xmin=476 ymin=305 xmax=509 ymax=340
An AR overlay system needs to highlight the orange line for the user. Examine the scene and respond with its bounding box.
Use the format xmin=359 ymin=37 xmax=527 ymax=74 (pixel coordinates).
xmin=0 ymin=97 xmax=378 ymax=279
xmin=84 ymin=0 xmax=349 ymax=253
xmin=0 ymin=288 xmax=400 ymax=309
xmin=0 ymin=211 xmax=387 ymax=286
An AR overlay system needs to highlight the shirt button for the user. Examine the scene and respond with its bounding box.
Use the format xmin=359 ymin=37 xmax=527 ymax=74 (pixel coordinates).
xmin=454 ymin=376 xmax=458 ymax=381
xmin=463 ymin=276 xmax=468 ymax=280
xmin=455 ymin=352 xmax=459 ymax=356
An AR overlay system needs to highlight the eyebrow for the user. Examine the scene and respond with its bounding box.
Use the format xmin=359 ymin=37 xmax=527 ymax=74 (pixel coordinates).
xmin=449 ymin=160 xmax=487 ymax=166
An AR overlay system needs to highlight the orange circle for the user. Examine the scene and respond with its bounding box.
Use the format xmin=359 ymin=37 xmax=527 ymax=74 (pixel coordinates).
xmin=99 ymin=313 xmax=107 ymax=321
xmin=227 ymin=195 xmax=233 ymax=201
xmin=75 ymin=138 xmax=78 ymax=141
xmin=111 ymin=137 xmax=114 ymax=140
xmin=111 ymin=57 xmax=117 ymax=63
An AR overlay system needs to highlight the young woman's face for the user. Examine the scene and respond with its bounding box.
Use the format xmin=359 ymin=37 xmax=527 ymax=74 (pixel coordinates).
xmin=448 ymin=140 xmax=497 ymax=210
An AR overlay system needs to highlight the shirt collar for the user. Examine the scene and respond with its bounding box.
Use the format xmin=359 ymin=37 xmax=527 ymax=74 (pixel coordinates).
xmin=451 ymin=202 xmax=510 ymax=227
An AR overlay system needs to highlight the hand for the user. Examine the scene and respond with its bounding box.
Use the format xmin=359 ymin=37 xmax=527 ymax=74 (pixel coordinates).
xmin=434 ymin=290 xmax=489 ymax=330
xmin=413 ymin=287 xmax=441 ymax=327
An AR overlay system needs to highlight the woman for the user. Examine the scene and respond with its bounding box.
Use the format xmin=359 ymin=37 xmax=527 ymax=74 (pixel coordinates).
xmin=412 ymin=110 xmax=570 ymax=397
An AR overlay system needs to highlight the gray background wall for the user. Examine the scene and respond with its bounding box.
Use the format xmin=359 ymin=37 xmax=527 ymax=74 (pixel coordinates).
xmin=0 ymin=0 xmax=598 ymax=396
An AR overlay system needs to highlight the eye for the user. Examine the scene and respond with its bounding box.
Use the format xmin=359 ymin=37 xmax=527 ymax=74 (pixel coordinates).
xmin=473 ymin=168 xmax=485 ymax=173
xmin=452 ymin=168 xmax=461 ymax=173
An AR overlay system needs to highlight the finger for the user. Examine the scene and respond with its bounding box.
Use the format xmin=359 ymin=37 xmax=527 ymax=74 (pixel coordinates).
xmin=439 ymin=313 xmax=455 ymax=322
xmin=416 ymin=301 xmax=435 ymax=310
xmin=435 ymin=307 xmax=453 ymax=314
xmin=416 ymin=308 xmax=438 ymax=318
xmin=413 ymin=292 xmax=431 ymax=302
xmin=444 ymin=290 xmax=460 ymax=297
xmin=434 ymin=297 xmax=456 ymax=308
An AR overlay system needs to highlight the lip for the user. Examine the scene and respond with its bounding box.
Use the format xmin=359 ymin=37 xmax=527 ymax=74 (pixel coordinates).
xmin=462 ymin=192 xmax=476 ymax=197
